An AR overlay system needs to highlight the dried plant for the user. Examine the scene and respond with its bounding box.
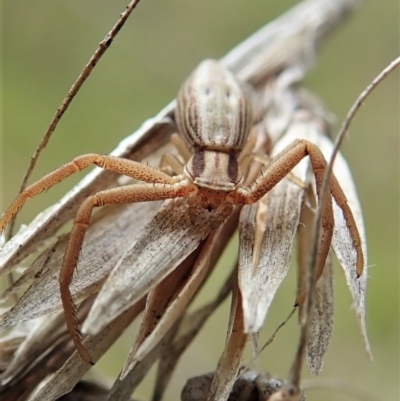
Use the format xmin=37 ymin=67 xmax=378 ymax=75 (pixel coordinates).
xmin=1 ymin=0 xmax=397 ymax=400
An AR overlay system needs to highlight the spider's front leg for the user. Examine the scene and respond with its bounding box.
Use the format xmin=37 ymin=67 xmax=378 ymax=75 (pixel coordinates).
xmin=60 ymin=179 xmax=194 ymax=364
xmin=0 ymin=151 xmax=195 ymax=363
xmin=0 ymin=154 xmax=181 ymax=234
xmin=230 ymin=139 xmax=363 ymax=302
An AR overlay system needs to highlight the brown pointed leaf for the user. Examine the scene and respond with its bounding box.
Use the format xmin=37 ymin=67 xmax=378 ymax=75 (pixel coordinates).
xmin=331 ymin=171 xmax=370 ymax=358
xmin=0 ymin=239 xmax=65 ymax=305
xmin=0 ymin=319 xmax=41 ymax=374
xmin=274 ymin=111 xmax=369 ymax=357
xmin=0 ymin=301 xmax=94 ymax=401
xmin=224 ymin=0 xmax=361 ymax=84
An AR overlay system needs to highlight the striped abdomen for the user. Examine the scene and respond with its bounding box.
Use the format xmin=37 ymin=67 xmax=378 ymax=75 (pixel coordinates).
xmin=175 ymin=59 xmax=252 ymax=155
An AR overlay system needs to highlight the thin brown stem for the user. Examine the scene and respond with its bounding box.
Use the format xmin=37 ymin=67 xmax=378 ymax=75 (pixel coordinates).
xmin=6 ymin=0 xmax=142 ymax=239
xmin=289 ymin=55 xmax=400 ymax=388
xmin=259 ymin=307 xmax=296 ymax=354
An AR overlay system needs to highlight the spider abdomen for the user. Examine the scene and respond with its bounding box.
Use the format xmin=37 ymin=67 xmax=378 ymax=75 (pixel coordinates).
xmin=176 ymin=59 xmax=252 ymax=154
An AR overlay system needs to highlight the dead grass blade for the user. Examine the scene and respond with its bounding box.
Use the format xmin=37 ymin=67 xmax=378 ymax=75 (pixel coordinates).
xmin=0 ymin=202 xmax=157 ymax=331
xmin=28 ymin=298 xmax=145 ymax=401
xmin=308 ymin=133 xmax=370 ymax=357
xmin=82 ymin=200 xmax=215 ymax=336
xmin=296 ymin=56 xmax=400 ymax=380
xmin=0 ymin=313 xmax=66 ymax=385
xmin=298 ymin=197 xmax=334 ymax=375
xmin=238 ymin=120 xmax=310 ymax=334
xmin=224 ymin=0 xmax=361 ymax=84
xmin=107 ymin=321 xmax=181 ymax=401
xmin=152 ymin=268 xmax=235 ymax=401
xmin=331 ymin=161 xmax=370 ymax=355
xmin=0 ymin=301 xmax=93 ymax=401
xmin=121 ymin=210 xmax=240 ymax=379
xmin=206 ymin=279 xmax=247 ymax=401
xmin=120 ymin=246 xmax=204 ymax=379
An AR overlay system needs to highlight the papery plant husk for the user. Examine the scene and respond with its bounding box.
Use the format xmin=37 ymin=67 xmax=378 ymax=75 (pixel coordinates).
xmin=0 ymin=1 xmax=369 ymax=400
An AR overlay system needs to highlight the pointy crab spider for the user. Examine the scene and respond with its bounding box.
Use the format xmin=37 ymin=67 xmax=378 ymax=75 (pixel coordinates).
xmin=0 ymin=59 xmax=363 ymax=363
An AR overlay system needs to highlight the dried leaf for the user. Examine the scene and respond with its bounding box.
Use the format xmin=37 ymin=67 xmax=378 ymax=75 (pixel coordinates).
xmin=263 ymin=67 xmax=309 ymax=144
xmin=107 ymin=322 xmax=180 ymax=401
xmin=274 ymin=109 xmax=369 ymax=356
xmin=120 ymin=247 xmax=202 ymax=379
xmin=29 ymin=298 xmax=145 ymax=401
xmin=0 ymin=236 xmax=67 ymax=305
xmin=305 ymin=257 xmax=333 ymax=375
xmin=226 ymin=0 xmax=361 ymax=84
xmin=0 ymin=117 xmax=175 ymax=277
xmin=55 ymin=381 xmax=128 ymax=401
xmin=0 ymin=313 xmax=65 ymax=384
xmin=152 ymin=269 xmax=234 ymax=401
xmin=304 ymin=129 xmax=371 ymax=357
xmin=206 ymin=280 xmax=247 ymax=401
xmin=83 ymin=200 xmax=214 ymax=336
xmin=297 ymin=190 xmax=334 ymax=375
xmin=123 ymin=209 xmax=240 ymax=383
xmin=0 ymin=319 xmax=41 ymax=373
xmin=0 ymin=202 xmax=157 ymax=332
xmin=331 ymin=171 xmax=370 ymax=358
xmin=239 ymin=120 xmax=310 ymax=334
xmin=0 ymin=304 xmax=92 ymax=401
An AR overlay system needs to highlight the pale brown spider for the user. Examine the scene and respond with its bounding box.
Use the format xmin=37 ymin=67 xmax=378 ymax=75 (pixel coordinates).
xmin=0 ymin=59 xmax=363 ymax=363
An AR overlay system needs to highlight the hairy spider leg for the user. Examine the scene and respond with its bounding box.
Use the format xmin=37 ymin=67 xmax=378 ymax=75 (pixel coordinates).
xmin=230 ymin=139 xmax=363 ymax=305
xmin=60 ymin=181 xmax=194 ymax=363
xmin=0 ymin=154 xmax=187 ymax=234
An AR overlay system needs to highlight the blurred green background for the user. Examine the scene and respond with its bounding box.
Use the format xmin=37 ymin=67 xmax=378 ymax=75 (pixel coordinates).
xmin=2 ymin=1 xmax=399 ymax=400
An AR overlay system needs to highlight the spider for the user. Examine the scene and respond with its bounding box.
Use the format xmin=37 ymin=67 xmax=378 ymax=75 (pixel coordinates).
xmin=0 ymin=59 xmax=363 ymax=364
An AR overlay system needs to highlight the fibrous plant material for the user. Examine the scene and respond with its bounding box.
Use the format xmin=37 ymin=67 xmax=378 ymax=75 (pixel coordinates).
xmin=0 ymin=1 xmax=374 ymax=401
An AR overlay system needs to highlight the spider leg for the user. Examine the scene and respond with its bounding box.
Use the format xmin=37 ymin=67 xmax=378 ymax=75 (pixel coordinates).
xmin=231 ymin=139 xmax=363 ymax=295
xmin=0 ymin=154 xmax=179 ymax=234
xmin=160 ymin=153 xmax=184 ymax=175
xmin=250 ymin=153 xmax=306 ymax=189
xmin=59 ymin=180 xmax=194 ymax=363
xmin=170 ymin=132 xmax=191 ymax=162
xmin=238 ymin=128 xmax=257 ymax=163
